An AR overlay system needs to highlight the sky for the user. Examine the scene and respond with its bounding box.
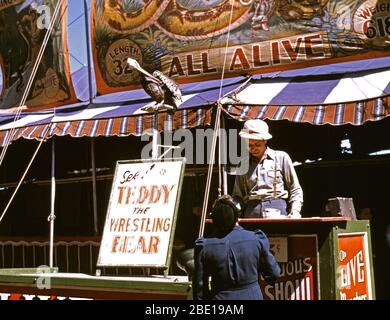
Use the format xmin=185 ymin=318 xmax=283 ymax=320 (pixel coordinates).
xmin=67 ymin=0 xmax=91 ymax=73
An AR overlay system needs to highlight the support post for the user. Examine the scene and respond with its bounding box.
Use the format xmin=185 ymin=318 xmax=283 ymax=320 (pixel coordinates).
xmin=83 ymin=0 xmax=93 ymax=104
xmin=220 ymin=114 xmax=228 ymax=196
xmin=91 ymin=138 xmax=98 ymax=235
xmin=49 ymin=138 xmax=56 ymax=268
xmin=152 ymin=112 xmax=159 ymax=160
xmin=84 ymin=0 xmax=98 ymax=235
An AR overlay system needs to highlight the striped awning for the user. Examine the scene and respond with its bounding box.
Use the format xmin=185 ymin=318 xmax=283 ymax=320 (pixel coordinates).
xmin=222 ymin=57 xmax=390 ymax=125
xmin=0 ymin=76 xmax=246 ymax=147
xmin=1 ymin=57 xmax=389 ymax=147
xmin=0 ymin=108 xmax=212 ymax=147
xmin=225 ymin=96 xmax=390 ymax=126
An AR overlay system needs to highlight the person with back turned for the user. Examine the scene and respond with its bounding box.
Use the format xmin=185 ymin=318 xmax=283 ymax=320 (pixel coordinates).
xmin=193 ymin=195 xmax=280 ymax=300
xmin=233 ymin=119 xmax=303 ymax=218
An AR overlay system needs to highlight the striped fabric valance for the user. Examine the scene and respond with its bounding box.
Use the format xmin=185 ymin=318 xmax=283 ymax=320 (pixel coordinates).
xmin=222 ymin=58 xmax=390 ymax=125
xmin=226 ymin=96 xmax=390 ymax=126
xmin=0 ymin=107 xmax=212 ymax=147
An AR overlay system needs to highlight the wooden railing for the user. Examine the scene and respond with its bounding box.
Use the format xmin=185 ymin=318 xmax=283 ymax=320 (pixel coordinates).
xmin=0 ymin=238 xmax=182 ymax=276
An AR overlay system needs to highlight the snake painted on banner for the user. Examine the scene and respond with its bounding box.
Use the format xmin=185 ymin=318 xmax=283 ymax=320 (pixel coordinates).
xmin=155 ymin=0 xmax=254 ymax=40
xmin=103 ymin=0 xmax=172 ymax=34
xmin=103 ymin=0 xmax=274 ymax=39
xmin=102 ymin=0 xmax=331 ymax=39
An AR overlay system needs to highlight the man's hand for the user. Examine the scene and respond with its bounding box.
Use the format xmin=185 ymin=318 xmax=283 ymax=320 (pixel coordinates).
xmin=288 ymin=211 xmax=301 ymax=219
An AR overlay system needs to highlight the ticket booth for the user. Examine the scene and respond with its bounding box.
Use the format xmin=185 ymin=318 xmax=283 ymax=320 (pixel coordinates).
xmin=228 ymin=217 xmax=376 ymax=300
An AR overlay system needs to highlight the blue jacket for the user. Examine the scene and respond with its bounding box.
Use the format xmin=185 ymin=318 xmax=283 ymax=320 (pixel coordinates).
xmin=193 ymin=225 xmax=280 ymax=300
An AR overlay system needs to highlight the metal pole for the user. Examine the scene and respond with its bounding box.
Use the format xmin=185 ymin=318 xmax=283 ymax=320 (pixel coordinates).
xmin=83 ymin=0 xmax=93 ymax=104
xmin=152 ymin=130 xmax=159 ymax=159
xmin=84 ymin=0 xmax=98 ymax=235
xmin=152 ymin=112 xmax=159 ymax=159
xmin=91 ymin=138 xmax=98 ymax=235
xmin=49 ymin=138 xmax=56 ymax=268
xmin=220 ymin=114 xmax=228 ymax=196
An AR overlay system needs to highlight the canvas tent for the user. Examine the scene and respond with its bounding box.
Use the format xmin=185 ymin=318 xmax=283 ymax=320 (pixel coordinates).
xmin=0 ymin=0 xmax=390 ymax=299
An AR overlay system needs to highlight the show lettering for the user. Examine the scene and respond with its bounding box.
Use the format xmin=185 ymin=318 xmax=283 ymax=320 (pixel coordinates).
xmin=262 ymin=257 xmax=315 ymax=300
xmin=338 ymin=233 xmax=372 ymax=300
xmin=116 ymin=184 xmax=176 ymax=205
xmin=340 ymin=250 xmax=365 ymax=289
xmin=110 ymin=180 xmax=176 ymax=255
xmin=97 ymin=160 xmax=184 ymax=268
xmin=164 ymin=33 xmax=330 ymax=79
xmin=110 ymin=217 xmax=171 ymax=233
xmin=109 ymin=216 xmax=172 ymax=255
xmin=265 ymin=277 xmax=312 ymax=300
xmin=354 ymin=0 xmax=390 ymax=40
xmin=260 ymin=235 xmax=319 ymax=300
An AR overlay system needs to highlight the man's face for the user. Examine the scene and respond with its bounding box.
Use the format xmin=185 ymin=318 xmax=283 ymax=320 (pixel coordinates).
xmin=248 ymin=139 xmax=267 ymax=159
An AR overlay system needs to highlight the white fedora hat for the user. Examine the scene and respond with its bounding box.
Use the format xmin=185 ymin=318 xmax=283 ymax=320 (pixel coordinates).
xmin=239 ymin=119 xmax=272 ymax=140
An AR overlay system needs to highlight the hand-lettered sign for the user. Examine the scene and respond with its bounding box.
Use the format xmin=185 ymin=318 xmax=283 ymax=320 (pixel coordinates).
xmin=261 ymin=235 xmax=319 ymax=300
xmin=97 ymin=158 xmax=185 ymax=269
xmin=337 ymin=232 xmax=373 ymax=300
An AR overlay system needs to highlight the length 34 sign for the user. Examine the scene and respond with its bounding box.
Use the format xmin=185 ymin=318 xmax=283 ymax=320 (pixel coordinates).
xmin=97 ymin=158 xmax=185 ymax=269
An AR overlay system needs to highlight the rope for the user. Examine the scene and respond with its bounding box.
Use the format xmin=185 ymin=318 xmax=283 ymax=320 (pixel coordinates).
xmin=218 ymin=0 xmax=236 ymax=197
xmin=217 ymin=1 xmax=236 ymax=102
xmin=198 ymin=105 xmax=222 ymax=238
xmin=0 ymin=0 xmax=65 ymax=168
xmin=198 ymin=1 xmax=235 ymax=238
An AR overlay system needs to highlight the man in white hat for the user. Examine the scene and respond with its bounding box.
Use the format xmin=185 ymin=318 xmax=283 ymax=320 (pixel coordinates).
xmin=233 ymin=119 xmax=303 ymax=218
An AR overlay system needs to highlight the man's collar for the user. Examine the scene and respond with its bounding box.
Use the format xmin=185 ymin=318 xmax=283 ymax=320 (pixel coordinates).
xmin=249 ymin=147 xmax=275 ymax=162
xmin=265 ymin=147 xmax=276 ymax=160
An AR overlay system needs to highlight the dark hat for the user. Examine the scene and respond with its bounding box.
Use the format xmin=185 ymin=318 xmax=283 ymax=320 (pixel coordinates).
xmin=211 ymin=195 xmax=242 ymax=233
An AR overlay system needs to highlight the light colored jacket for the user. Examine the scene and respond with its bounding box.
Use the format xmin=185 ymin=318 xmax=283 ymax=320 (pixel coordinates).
xmin=233 ymin=147 xmax=303 ymax=213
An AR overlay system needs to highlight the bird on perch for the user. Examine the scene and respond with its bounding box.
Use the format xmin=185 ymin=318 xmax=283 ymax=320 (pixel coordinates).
xmin=127 ymin=58 xmax=182 ymax=112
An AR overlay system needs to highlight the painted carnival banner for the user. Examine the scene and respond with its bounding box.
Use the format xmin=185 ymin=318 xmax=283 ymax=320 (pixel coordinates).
xmin=97 ymin=158 xmax=185 ymax=269
xmin=337 ymin=232 xmax=373 ymax=300
xmin=91 ymin=0 xmax=390 ymax=95
xmin=260 ymin=235 xmax=319 ymax=300
xmin=0 ymin=0 xmax=76 ymax=112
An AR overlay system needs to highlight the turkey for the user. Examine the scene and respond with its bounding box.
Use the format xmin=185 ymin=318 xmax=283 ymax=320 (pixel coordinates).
xmin=127 ymin=58 xmax=182 ymax=112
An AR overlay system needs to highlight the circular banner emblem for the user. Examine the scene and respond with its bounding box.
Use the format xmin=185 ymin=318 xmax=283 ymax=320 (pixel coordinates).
xmin=105 ymin=39 xmax=143 ymax=84
xmin=353 ymin=0 xmax=390 ymax=46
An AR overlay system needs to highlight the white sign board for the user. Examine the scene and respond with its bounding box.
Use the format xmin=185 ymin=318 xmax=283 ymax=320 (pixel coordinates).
xmin=97 ymin=158 xmax=185 ymax=268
